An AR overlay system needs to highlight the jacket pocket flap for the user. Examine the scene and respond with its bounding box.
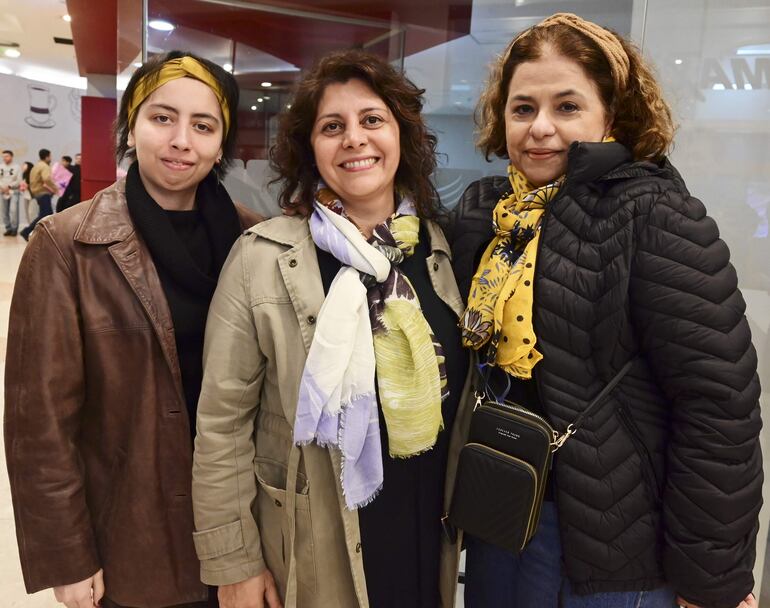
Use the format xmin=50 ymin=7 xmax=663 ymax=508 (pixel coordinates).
xmin=193 ymin=520 xmax=245 ymax=560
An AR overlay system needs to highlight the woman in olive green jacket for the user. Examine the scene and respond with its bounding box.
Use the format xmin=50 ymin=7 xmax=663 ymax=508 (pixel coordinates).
xmin=191 ymin=50 xmax=473 ymax=608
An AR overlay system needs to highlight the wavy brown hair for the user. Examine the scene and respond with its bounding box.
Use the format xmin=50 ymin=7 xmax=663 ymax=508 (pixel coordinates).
xmin=476 ymin=23 xmax=675 ymax=162
xmin=269 ymin=49 xmax=440 ymax=218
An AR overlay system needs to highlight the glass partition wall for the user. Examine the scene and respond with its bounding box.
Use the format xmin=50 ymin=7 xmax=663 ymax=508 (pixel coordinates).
xmin=119 ymin=0 xmax=770 ymax=601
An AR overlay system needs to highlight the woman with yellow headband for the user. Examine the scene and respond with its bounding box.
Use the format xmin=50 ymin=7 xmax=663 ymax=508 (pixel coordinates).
xmin=4 ymin=51 xmax=261 ymax=608
xmin=449 ymin=13 xmax=760 ymax=608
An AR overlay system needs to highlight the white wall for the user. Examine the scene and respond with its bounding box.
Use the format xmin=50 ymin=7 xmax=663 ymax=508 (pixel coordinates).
xmin=0 ymin=74 xmax=82 ymax=163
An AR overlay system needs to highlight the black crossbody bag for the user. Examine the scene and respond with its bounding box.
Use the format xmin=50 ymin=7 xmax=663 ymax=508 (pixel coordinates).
xmin=447 ymin=358 xmax=636 ymax=553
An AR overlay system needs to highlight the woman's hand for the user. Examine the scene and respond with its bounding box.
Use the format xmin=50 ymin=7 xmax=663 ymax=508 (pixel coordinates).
xmin=53 ymin=569 xmax=104 ymax=608
xmin=219 ymin=570 xmax=283 ymax=608
xmin=677 ymin=593 xmax=756 ymax=608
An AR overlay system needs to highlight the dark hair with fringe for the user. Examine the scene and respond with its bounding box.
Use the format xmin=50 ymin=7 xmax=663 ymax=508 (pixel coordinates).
xmin=476 ymin=22 xmax=675 ymax=162
xmin=269 ymin=49 xmax=440 ymax=218
xmin=113 ymin=50 xmax=239 ymax=179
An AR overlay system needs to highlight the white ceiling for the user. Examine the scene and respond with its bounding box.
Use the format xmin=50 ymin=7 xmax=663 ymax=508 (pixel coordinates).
xmin=0 ymin=0 xmax=84 ymax=88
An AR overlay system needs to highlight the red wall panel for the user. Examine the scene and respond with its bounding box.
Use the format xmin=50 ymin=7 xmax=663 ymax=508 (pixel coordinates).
xmin=81 ymin=96 xmax=117 ymax=201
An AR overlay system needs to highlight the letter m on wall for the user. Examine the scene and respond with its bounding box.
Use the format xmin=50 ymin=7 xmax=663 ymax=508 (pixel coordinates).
xmin=731 ymin=57 xmax=770 ymax=89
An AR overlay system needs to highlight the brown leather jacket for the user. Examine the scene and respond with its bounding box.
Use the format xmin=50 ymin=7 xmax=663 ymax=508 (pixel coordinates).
xmin=3 ymin=179 xmax=262 ymax=608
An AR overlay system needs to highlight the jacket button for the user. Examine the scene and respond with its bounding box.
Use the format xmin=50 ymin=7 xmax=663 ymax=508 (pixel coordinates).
xmin=355 ymin=542 xmax=362 ymax=553
xmin=275 ymin=499 xmax=282 ymax=507
xmin=433 ymin=262 xmax=439 ymax=271
xmin=289 ymin=259 xmax=297 ymax=268
xmin=307 ymin=315 xmax=316 ymax=325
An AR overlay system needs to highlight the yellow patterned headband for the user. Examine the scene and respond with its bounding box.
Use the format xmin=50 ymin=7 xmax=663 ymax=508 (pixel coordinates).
xmin=127 ymin=56 xmax=231 ymax=137
xmin=510 ymin=12 xmax=630 ymax=93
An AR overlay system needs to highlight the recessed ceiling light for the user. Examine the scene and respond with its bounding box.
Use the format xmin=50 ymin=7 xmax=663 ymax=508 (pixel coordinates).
xmin=250 ymin=105 xmax=257 ymax=111
xmin=257 ymin=97 xmax=263 ymax=102
xmin=262 ymin=95 xmax=270 ymax=100
xmin=4 ymin=49 xmax=21 ymax=58
xmin=286 ymin=104 xmax=291 ymax=109
xmin=62 ymin=15 xmax=72 ymax=23
xmin=261 ymin=81 xmax=272 ymax=87
xmin=674 ymin=58 xmax=683 ymax=65
xmin=223 ymin=63 xmax=233 ymax=73
xmin=148 ymin=20 xmax=175 ymax=32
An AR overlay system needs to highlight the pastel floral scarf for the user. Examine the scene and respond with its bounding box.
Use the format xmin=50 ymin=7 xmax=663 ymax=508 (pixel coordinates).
xmin=459 ymin=165 xmax=562 ymax=378
xmin=293 ymin=187 xmax=447 ymax=509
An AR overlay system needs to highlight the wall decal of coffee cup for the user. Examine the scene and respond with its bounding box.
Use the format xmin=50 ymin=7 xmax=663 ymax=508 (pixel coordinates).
xmin=69 ymin=89 xmax=82 ymax=122
xmin=25 ymin=84 xmax=58 ymax=129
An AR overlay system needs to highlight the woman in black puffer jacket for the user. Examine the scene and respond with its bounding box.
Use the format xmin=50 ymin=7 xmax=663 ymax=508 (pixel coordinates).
xmin=450 ymin=13 xmax=761 ymax=608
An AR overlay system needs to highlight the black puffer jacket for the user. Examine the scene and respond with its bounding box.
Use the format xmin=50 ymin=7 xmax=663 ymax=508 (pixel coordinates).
xmin=450 ymin=142 xmax=762 ymax=608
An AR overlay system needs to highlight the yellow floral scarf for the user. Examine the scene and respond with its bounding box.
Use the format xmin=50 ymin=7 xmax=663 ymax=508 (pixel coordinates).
xmin=459 ymin=165 xmax=562 ymax=378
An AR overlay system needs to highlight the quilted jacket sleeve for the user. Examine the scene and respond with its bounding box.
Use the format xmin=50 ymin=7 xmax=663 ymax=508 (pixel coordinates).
xmin=629 ymin=185 xmax=762 ymax=608
xmin=192 ymin=236 xmax=267 ymax=585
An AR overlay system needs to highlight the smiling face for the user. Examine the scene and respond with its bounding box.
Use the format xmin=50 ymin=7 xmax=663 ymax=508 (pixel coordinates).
xmin=310 ymin=78 xmax=400 ymax=212
xmin=127 ymin=77 xmax=224 ymax=208
xmin=505 ymin=49 xmax=609 ymax=187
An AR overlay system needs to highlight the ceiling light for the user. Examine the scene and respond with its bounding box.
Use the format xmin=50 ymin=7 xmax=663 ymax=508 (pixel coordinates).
xmin=262 ymin=95 xmax=270 ymax=100
xmin=674 ymin=58 xmax=683 ymax=65
xmin=736 ymin=44 xmax=770 ymax=56
xmin=223 ymin=63 xmax=233 ymax=73
xmin=257 ymin=97 xmax=263 ymax=102
xmin=250 ymin=105 xmax=257 ymax=111
xmin=4 ymin=48 xmax=21 ymax=58
xmin=62 ymin=15 xmax=72 ymax=23
xmin=261 ymin=81 xmax=272 ymax=87
xmin=148 ymin=20 xmax=175 ymax=32
xmin=0 ymin=66 xmax=13 ymax=75
xmin=286 ymin=104 xmax=291 ymax=109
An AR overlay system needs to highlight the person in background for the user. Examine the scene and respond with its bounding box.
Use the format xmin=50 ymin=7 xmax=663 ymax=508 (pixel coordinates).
xmin=191 ymin=49 xmax=471 ymax=608
xmin=1 ymin=149 xmax=22 ymax=236
xmin=17 ymin=161 xmax=35 ymax=229
xmin=450 ymin=12 xmax=760 ymax=608
xmin=4 ymin=50 xmax=261 ymax=608
xmin=51 ymin=155 xmax=73 ymax=199
xmin=58 ymin=152 xmax=82 ymax=212
xmin=20 ymin=148 xmax=57 ymax=241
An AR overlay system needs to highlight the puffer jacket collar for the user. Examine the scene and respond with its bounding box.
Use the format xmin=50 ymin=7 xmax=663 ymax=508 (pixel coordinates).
xmin=566 ymin=141 xmax=670 ymax=184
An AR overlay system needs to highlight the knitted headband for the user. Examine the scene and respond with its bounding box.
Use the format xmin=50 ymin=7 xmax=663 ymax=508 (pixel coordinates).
xmin=511 ymin=12 xmax=630 ymax=93
xmin=127 ymin=56 xmax=231 ymax=137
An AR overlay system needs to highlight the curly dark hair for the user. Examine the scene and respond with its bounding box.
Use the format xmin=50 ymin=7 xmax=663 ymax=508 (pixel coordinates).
xmin=269 ymin=49 xmax=440 ymax=218
xmin=113 ymin=50 xmax=239 ymax=179
xmin=477 ymin=22 xmax=675 ymax=162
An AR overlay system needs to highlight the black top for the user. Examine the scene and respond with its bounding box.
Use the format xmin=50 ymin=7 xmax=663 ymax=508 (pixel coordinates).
xmin=162 ymin=208 xmax=214 ymax=437
xmin=125 ymin=162 xmax=242 ymax=441
xmin=317 ymin=226 xmax=468 ymax=608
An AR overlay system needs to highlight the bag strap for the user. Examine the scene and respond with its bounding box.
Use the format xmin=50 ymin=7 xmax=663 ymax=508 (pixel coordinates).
xmin=552 ymin=357 xmax=637 ymax=451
